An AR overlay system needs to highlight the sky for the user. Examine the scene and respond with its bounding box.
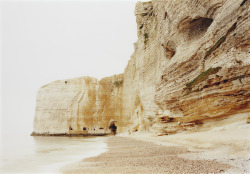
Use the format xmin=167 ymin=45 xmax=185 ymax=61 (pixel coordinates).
xmin=0 ymin=0 xmax=140 ymax=136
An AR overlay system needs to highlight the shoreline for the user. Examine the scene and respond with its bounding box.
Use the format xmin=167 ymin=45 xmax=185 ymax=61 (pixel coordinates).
xmin=1 ymin=136 xmax=109 ymax=174
xmin=62 ymin=136 xmax=232 ymax=174
xmin=62 ymin=120 xmax=250 ymax=174
xmin=30 ymin=132 xmax=110 ymax=137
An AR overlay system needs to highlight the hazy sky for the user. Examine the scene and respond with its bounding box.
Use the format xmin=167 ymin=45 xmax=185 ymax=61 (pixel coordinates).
xmin=0 ymin=0 xmax=140 ymax=135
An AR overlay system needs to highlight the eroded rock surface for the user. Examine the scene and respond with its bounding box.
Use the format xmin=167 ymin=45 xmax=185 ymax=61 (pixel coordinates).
xmin=33 ymin=0 xmax=250 ymax=136
xmin=33 ymin=75 xmax=125 ymax=135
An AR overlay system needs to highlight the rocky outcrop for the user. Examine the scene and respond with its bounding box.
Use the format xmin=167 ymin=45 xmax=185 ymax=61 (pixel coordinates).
xmin=33 ymin=75 xmax=125 ymax=135
xmin=33 ymin=0 xmax=250 ymax=136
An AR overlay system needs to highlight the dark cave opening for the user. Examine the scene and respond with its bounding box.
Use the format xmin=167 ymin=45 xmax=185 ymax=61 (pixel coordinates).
xmin=188 ymin=17 xmax=213 ymax=40
xmin=109 ymin=121 xmax=117 ymax=135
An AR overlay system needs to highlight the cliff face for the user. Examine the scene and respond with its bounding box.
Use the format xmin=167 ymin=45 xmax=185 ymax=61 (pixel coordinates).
xmin=33 ymin=0 xmax=250 ymax=136
xmin=33 ymin=75 xmax=125 ymax=135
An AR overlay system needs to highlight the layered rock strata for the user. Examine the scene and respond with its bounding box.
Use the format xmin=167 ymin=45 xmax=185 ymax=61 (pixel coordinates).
xmin=33 ymin=0 xmax=250 ymax=136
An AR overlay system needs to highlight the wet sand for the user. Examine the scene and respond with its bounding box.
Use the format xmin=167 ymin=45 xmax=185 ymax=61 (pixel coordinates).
xmin=62 ymin=136 xmax=231 ymax=174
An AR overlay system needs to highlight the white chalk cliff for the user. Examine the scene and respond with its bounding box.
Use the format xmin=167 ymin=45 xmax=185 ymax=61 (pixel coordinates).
xmin=32 ymin=0 xmax=250 ymax=136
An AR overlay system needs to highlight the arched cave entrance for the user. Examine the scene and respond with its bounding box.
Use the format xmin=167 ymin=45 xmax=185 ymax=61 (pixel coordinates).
xmin=109 ymin=121 xmax=117 ymax=135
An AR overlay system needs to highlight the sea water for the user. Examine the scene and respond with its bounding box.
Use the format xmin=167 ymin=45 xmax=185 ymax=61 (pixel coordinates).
xmin=0 ymin=135 xmax=107 ymax=173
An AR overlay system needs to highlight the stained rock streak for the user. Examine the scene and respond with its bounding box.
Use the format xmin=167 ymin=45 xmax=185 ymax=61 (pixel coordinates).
xmin=33 ymin=0 xmax=250 ymax=136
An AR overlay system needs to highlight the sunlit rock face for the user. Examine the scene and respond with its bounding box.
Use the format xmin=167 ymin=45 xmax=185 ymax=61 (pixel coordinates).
xmin=33 ymin=0 xmax=250 ymax=135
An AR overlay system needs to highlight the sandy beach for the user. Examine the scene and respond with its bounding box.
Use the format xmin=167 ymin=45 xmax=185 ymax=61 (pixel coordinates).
xmin=63 ymin=136 xmax=232 ymax=174
xmin=63 ymin=116 xmax=250 ymax=174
